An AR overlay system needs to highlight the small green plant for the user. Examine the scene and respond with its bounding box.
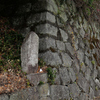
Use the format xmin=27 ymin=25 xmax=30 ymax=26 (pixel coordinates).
xmin=95 ymin=86 xmax=98 ymax=91
xmin=46 ymin=67 xmax=56 ymax=85
xmin=38 ymin=58 xmax=46 ymax=68
xmin=86 ymin=8 xmax=91 ymax=15
xmin=88 ymin=0 xmax=94 ymax=6
xmin=74 ymin=82 xmax=76 ymax=84
xmin=38 ymin=81 xmax=44 ymax=86
xmin=91 ymin=60 xmax=95 ymax=65
xmin=57 ymin=9 xmax=61 ymax=15
xmin=26 ymin=79 xmax=31 ymax=87
xmin=80 ymin=62 xmax=84 ymax=67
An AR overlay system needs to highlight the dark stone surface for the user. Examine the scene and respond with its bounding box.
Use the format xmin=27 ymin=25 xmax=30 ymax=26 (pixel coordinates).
xmin=50 ymin=85 xmax=69 ymax=100
xmin=27 ymin=73 xmax=48 ymax=86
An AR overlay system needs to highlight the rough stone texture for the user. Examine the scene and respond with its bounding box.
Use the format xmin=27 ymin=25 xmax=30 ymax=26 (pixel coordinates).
xmin=54 ymin=74 xmax=61 ymax=85
xmin=39 ymin=50 xmax=62 ymax=66
xmin=72 ymin=59 xmax=80 ymax=74
xmin=65 ymin=43 xmax=74 ymax=56
xmin=56 ymin=18 xmax=64 ymax=27
xmin=72 ymin=0 xmax=77 ymax=13
xmin=60 ymin=29 xmax=68 ymax=42
xmin=50 ymin=85 xmax=69 ymax=100
xmin=46 ymin=0 xmax=58 ymax=14
xmin=10 ymin=87 xmax=39 ymax=100
xmin=38 ymin=83 xmax=50 ymax=97
xmin=0 ymin=94 xmax=9 ymax=100
xmin=89 ymin=87 xmax=94 ymax=99
xmin=95 ymin=90 xmax=100 ymax=98
xmin=74 ymin=36 xmax=79 ymax=50
xmin=79 ymin=27 xmax=85 ymax=38
xmin=85 ymin=67 xmax=91 ymax=81
xmin=27 ymin=12 xmax=55 ymax=25
xmin=27 ymin=73 xmax=48 ymax=86
xmin=77 ymin=73 xmax=89 ymax=93
xmin=59 ymin=9 xmax=68 ymax=22
xmin=89 ymin=78 xmax=95 ymax=91
xmin=68 ymin=68 xmax=76 ymax=82
xmin=61 ymin=52 xmax=72 ymax=67
xmin=79 ymin=38 xmax=85 ymax=49
xmin=92 ymin=68 xmax=98 ymax=80
xmin=39 ymin=37 xmax=56 ymax=51
xmin=59 ymin=67 xmax=70 ymax=85
xmin=31 ymin=0 xmax=58 ymax=14
xmin=36 ymin=23 xmax=57 ymax=37
xmin=79 ymin=93 xmax=89 ymax=100
xmin=85 ymin=56 xmax=93 ymax=70
xmin=56 ymin=40 xmax=65 ymax=51
xmin=95 ymin=79 xmax=100 ymax=88
xmin=68 ymin=83 xmax=80 ymax=98
xmin=21 ymin=32 xmax=39 ymax=74
xmin=83 ymin=18 xmax=88 ymax=31
xmin=40 ymin=97 xmax=51 ymax=100
xmin=80 ymin=62 xmax=86 ymax=73
xmin=77 ymin=49 xmax=84 ymax=62
xmin=66 ymin=25 xmax=74 ymax=35
xmin=70 ymin=19 xmax=74 ymax=26
xmin=20 ymin=27 xmax=31 ymax=37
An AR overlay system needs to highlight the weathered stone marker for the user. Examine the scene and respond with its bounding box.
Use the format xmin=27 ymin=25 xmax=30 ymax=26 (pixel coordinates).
xmin=21 ymin=32 xmax=39 ymax=74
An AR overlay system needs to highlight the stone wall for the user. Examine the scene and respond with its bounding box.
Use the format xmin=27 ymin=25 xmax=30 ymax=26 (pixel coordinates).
xmin=1 ymin=0 xmax=100 ymax=100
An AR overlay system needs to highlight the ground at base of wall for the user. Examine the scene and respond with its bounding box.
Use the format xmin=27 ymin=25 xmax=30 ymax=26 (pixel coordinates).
xmin=0 ymin=71 xmax=31 ymax=94
xmin=0 ymin=64 xmax=44 ymax=95
xmin=0 ymin=65 xmax=47 ymax=95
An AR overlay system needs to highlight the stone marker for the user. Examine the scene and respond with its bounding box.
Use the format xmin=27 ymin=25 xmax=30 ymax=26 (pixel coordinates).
xmin=21 ymin=31 xmax=39 ymax=74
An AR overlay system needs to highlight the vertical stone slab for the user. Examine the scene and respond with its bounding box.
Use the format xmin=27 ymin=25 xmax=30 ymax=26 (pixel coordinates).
xmin=21 ymin=32 xmax=39 ymax=74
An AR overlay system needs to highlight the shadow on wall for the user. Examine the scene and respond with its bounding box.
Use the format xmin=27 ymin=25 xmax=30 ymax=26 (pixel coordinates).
xmin=0 ymin=0 xmax=37 ymax=17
